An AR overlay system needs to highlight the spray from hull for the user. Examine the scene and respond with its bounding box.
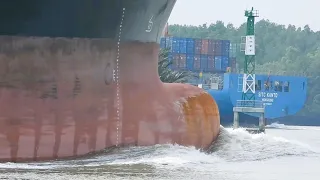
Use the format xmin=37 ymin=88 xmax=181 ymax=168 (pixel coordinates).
xmin=0 ymin=0 xmax=220 ymax=162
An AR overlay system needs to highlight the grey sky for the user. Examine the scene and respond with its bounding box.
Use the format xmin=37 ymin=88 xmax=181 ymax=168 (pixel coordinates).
xmin=169 ymin=0 xmax=319 ymax=30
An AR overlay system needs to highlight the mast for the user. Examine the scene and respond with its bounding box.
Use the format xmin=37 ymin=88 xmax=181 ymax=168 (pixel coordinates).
xmin=234 ymin=7 xmax=265 ymax=133
xmin=241 ymin=7 xmax=259 ymax=105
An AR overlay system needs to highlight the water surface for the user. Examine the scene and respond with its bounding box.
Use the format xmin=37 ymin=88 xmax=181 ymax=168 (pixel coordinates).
xmin=1 ymin=123 xmax=318 ymax=180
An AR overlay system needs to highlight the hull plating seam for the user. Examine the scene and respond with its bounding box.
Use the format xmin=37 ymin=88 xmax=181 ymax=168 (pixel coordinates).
xmin=115 ymin=7 xmax=126 ymax=147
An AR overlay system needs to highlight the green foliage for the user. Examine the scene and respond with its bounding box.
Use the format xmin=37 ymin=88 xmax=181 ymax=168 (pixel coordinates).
xmin=168 ymin=20 xmax=320 ymax=116
xmin=158 ymin=48 xmax=195 ymax=83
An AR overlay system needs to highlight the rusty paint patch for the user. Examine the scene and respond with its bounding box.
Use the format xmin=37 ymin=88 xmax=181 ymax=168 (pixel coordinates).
xmin=182 ymin=92 xmax=220 ymax=148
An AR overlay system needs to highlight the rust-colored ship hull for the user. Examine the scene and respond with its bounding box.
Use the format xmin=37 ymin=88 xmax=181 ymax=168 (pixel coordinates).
xmin=0 ymin=0 xmax=220 ymax=162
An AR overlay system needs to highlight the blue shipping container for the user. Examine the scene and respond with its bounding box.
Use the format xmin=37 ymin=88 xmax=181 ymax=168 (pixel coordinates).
xmin=160 ymin=38 xmax=166 ymax=49
xmin=200 ymin=55 xmax=208 ymax=71
xmin=222 ymin=40 xmax=230 ymax=56
xmin=167 ymin=52 xmax=173 ymax=69
xmin=214 ymin=56 xmax=222 ymax=70
xmin=166 ymin=37 xmax=172 ymax=49
xmin=222 ymin=56 xmax=229 ymax=71
xmin=186 ymin=54 xmax=194 ymax=71
xmin=179 ymin=38 xmax=187 ymax=54
xmin=207 ymin=55 xmax=215 ymax=72
xmin=214 ymin=40 xmax=222 ymax=56
xmin=165 ymin=37 xmax=173 ymax=50
xmin=186 ymin=38 xmax=195 ymax=54
xmin=172 ymin=37 xmax=180 ymax=53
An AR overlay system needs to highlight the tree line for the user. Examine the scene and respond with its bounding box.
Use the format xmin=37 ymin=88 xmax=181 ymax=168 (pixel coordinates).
xmin=166 ymin=20 xmax=320 ymax=117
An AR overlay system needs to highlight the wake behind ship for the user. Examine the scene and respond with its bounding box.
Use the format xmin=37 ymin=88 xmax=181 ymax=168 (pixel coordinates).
xmin=0 ymin=0 xmax=220 ymax=162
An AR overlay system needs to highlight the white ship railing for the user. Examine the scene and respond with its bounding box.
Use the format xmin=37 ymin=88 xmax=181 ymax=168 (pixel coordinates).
xmin=236 ymin=100 xmax=265 ymax=108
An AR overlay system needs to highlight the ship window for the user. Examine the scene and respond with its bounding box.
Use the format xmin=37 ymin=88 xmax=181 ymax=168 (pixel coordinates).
xmin=274 ymin=81 xmax=283 ymax=92
xmin=303 ymin=82 xmax=305 ymax=90
xmin=264 ymin=80 xmax=270 ymax=91
xmin=255 ymin=80 xmax=261 ymax=90
xmin=284 ymin=81 xmax=290 ymax=92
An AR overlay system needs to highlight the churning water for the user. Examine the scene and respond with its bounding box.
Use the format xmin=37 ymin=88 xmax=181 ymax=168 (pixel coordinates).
xmin=1 ymin=123 xmax=319 ymax=180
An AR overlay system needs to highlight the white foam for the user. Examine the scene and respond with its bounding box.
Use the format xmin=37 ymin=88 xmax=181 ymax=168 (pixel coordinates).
xmin=266 ymin=122 xmax=320 ymax=131
xmin=0 ymin=126 xmax=318 ymax=170
xmin=212 ymin=127 xmax=318 ymax=161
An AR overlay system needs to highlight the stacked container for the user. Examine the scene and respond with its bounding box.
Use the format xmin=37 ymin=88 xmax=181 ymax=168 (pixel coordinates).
xmin=160 ymin=37 xmax=234 ymax=73
xmin=186 ymin=54 xmax=194 ymax=70
xmin=200 ymin=39 xmax=209 ymax=54
xmin=194 ymin=39 xmax=202 ymax=54
xmin=193 ymin=55 xmax=201 ymax=71
xmin=171 ymin=37 xmax=180 ymax=53
xmin=179 ymin=38 xmax=187 ymax=54
xmin=214 ymin=56 xmax=222 ymax=70
xmin=214 ymin=41 xmax=222 ymax=56
xmin=208 ymin=40 xmax=215 ymax=55
xmin=230 ymin=57 xmax=237 ymax=72
xmin=186 ymin=38 xmax=195 ymax=54
xmin=200 ymin=55 xmax=208 ymax=72
xmin=207 ymin=55 xmax=215 ymax=71
xmin=222 ymin=40 xmax=230 ymax=57
xmin=171 ymin=54 xmax=180 ymax=69
xmin=221 ymin=56 xmax=229 ymax=71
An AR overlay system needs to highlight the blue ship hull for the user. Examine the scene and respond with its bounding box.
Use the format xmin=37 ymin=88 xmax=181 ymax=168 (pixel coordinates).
xmin=205 ymin=73 xmax=307 ymax=126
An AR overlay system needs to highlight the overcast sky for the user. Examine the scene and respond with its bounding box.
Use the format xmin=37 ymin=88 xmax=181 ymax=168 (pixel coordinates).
xmin=168 ymin=0 xmax=319 ymax=31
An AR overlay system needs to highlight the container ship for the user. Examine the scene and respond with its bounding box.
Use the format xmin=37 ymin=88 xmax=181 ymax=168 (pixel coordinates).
xmin=0 ymin=0 xmax=221 ymax=162
xmin=160 ymin=36 xmax=307 ymax=127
